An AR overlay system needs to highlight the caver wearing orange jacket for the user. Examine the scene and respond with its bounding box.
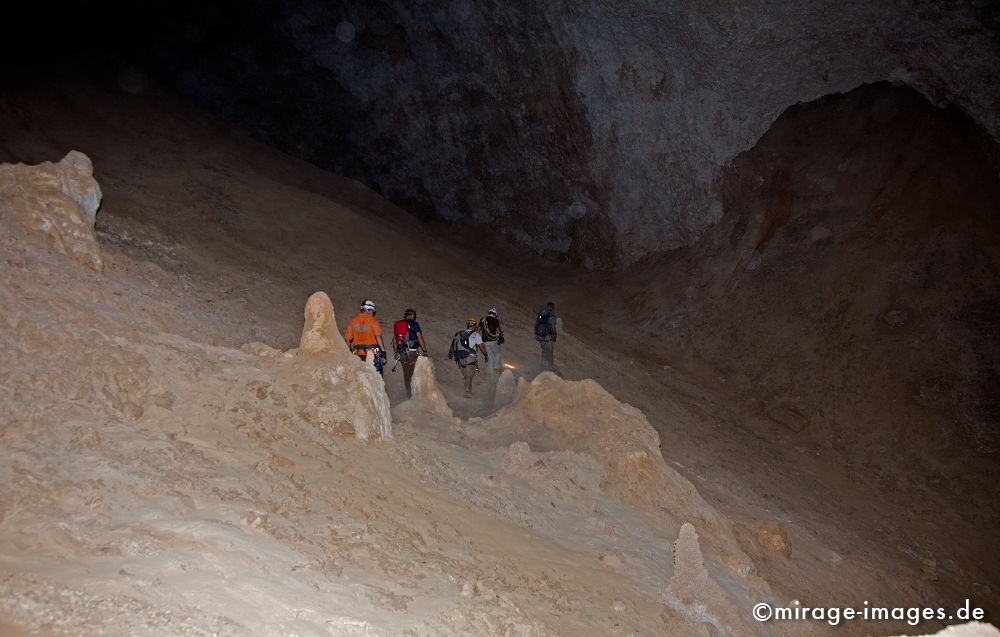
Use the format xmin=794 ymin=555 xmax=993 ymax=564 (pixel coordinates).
xmin=344 ymin=299 xmax=386 ymax=371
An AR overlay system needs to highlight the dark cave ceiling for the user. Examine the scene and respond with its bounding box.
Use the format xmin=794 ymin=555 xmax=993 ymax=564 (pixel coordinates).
xmin=6 ymin=0 xmax=1000 ymax=268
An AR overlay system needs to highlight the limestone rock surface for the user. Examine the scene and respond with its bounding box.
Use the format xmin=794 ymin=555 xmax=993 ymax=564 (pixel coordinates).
xmin=487 ymin=372 xmax=753 ymax=578
xmin=0 ymin=150 xmax=104 ymax=271
xmin=279 ymin=291 xmax=392 ymax=440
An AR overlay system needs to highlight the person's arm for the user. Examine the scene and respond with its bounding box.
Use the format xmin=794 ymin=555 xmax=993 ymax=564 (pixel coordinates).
xmin=477 ymin=342 xmax=489 ymax=361
xmin=417 ymin=331 xmax=428 ymax=353
xmin=550 ymin=319 xmax=557 ymax=341
xmin=344 ymin=323 xmax=354 ymax=349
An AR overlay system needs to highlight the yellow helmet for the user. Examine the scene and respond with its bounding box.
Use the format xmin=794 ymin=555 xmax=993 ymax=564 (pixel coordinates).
xmin=466 ymin=317 xmax=478 ymax=327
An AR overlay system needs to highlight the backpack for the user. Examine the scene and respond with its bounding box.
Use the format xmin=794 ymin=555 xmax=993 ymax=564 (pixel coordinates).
xmin=451 ymin=329 xmax=473 ymax=359
xmin=393 ymin=319 xmax=417 ymax=351
xmin=534 ymin=310 xmax=551 ymax=339
xmin=480 ymin=316 xmax=499 ymax=341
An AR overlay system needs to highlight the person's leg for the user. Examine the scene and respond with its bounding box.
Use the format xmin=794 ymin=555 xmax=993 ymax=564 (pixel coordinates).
xmin=461 ymin=357 xmax=476 ymax=394
xmin=485 ymin=340 xmax=501 ymax=373
xmin=540 ymin=340 xmax=554 ymax=369
xmin=401 ymin=351 xmax=416 ymax=396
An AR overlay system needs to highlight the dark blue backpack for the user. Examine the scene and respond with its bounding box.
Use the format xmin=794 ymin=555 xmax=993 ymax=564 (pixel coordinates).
xmin=534 ymin=310 xmax=551 ymax=338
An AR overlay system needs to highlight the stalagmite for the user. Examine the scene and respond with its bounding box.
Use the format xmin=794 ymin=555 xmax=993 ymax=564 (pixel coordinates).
xmin=362 ymin=350 xmax=393 ymax=440
xmin=493 ymin=368 xmax=517 ymax=409
xmin=410 ymin=356 xmax=452 ymax=418
xmin=278 ymin=291 xmax=392 ymax=440
xmin=667 ymin=523 xmax=750 ymax=636
xmin=299 ymin=291 xmax=341 ymax=355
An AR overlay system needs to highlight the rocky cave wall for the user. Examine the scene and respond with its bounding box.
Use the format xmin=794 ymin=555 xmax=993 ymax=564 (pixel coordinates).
xmin=67 ymin=0 xmax=1000 ymax=268
xmin=578 ymin=81 xmax=1000 ymax=466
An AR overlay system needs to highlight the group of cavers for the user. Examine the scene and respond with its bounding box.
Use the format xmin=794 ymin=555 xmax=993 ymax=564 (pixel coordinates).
xmin=343 ymin=299 xmax=559 ymax=398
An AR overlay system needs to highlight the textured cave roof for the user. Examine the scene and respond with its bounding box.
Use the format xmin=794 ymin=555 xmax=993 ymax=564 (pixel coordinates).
xmin=7 ymin=0 xmax=1000 ymax=268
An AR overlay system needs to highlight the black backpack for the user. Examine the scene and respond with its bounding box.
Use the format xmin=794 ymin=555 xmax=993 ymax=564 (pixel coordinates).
xmin=452 ymin=329 xmax=474 ymax=359
xmin=534 ymin=310 xmax=551 ymax=338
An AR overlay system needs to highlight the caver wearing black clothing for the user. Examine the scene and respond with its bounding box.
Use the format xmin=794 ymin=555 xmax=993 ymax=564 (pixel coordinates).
xmin=393 ymin=308 xmax=428 ymax=397
xmin=479 ymin=307 xmax=504 ymax=374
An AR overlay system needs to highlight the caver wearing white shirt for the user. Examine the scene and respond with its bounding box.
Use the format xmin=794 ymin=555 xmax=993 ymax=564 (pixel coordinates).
xmin=448 ymin=317 xmax=489 ymax=397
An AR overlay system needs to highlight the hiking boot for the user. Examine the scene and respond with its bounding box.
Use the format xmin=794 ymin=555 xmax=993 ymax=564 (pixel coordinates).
xmin=464 ymin=390 xmax=473 ymax=398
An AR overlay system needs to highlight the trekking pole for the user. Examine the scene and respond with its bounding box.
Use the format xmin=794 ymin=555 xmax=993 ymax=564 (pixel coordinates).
xmin=391 ymin=351 xmax=400 ymax=373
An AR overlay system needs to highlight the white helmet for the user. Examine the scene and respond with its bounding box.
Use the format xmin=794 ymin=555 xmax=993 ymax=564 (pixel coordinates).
xmin=361 ymin=299 xmax=376 ymax=312
xmin=487 ymin=307 xmax=497 ymax=317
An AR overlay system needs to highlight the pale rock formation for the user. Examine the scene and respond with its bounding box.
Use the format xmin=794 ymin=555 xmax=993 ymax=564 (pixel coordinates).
xmin=493 ymin=368 xmax=517 ymax=409
xmin=488 ymin=372 xmax=753 ymax=578
xmin=502 ymin=440 xmax=534 ymax=469
xmin=515 ymin=375 xmax=531 ymax=396
xmin=0 ymin=151 xmax=104 ymax=271
xmin=410 ymin=355 xmax=452 ymax=418
xmin=667 ymin=523 xmax=752 ymax=637
xmin=298 ymin=291 xmax=342 ymax=355
xmin=670 ymin=523 xmax=708 ymax=603
xmin=270 ymin=291 xmax=392 ymax=440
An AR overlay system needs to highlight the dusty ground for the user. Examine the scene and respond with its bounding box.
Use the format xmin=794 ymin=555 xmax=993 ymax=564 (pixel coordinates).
xmin=0 ymin=67 xmax=997 ymax=636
